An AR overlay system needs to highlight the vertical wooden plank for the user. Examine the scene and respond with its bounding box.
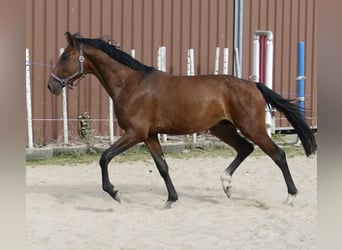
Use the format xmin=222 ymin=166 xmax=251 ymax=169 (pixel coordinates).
xmin=289 ymin=0 xmax=300 ymax=100
xmin=66 ymin=0 xmax=80 ymax=138
xmin=132 ymin=0 xmax=143 ymax=61
xmin=226 ymin=0 xmax=235 ymax=75
xmin=111 ymin=0 xmax=123 ymax=134
xmin=26 ymin=0 xmax=33 ymax=48
xmin=31 ymin=0 xmax=47 ymax=144
xmin=122 ymin=0 xmax=133 ymax=51
xmin=259 ymin=0 xmax=268 ymax=29
xmin=273 ymin=0 xmax=283 ymax=95
xmin=311 ymin=0 xmax=318 ymax=127
xmin=208 ymin=0 xmax=218 ymax=74
xmin=153 ymin=0 xmax=163 ymax=65
xmin=100 ymin=0 xmax=114 ymax=136
xmin=171 ymin=0 xmax=182 ymax=74
xmin=181 ymin=0 xmax=191 ymax=75
xmin=57 ymin=0 xmax=68 ymax=46
xmin=45 ymin=0 xmax=58 ymax=142
xmin=53 ymin=1 xmax=66 ymax=141
xmin=190 ymin=0 xmax=200 ymax=74
xmin=217 ymin=0 xmax=227 ymax=49
xmin=242 ymin=0 xmax=251 ymax=78
xmin=88 ymin=0 xmax=103 ymax=134
xmin=198 ymin=0 xmax=209 ymax=74
xmin=163 ymin=0 xmax=173 ymax=72
xmin=78 ymin=0 xmax=91 ymax=120
xmin=244 ymin=0 xmax=259 ymax=79
xmin=305 ymin=1 xmax=317 ymax=123
xmin=102 ymin=0 xmax=112 ymax=36
xmin=79 ymin=0 xmax=91 ymax=36
xmin=142 ymin=0 xmax=153 ymax=68
xmin=112 ymin=0 xmax=123 ymax=44
xmin=282 ymin=0 xmax=291 ymax=127
xmin=68 ymin=0 xmax=80 ymax=33
xmin=55 ymin=0 xmax=68 ymax=139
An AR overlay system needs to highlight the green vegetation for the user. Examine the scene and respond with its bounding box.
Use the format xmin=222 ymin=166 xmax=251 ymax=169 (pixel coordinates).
xmin=26 ymin=140 xmax=305 ymax=166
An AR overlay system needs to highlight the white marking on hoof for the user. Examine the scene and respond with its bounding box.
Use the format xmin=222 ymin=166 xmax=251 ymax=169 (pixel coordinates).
xmin=163 ymin=201 xmax=175 ymax=209
xmin=220 ymin=173 xmax=232 ymax=198
xmin=114 ymin=191 xmax=122 ymax=204
xmin=283 ymin=194 xmax=296 ymax=206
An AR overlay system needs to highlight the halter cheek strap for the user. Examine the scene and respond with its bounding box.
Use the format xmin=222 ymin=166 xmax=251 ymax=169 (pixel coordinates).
xmin=50 ymin=43 xmax=85 ymax=89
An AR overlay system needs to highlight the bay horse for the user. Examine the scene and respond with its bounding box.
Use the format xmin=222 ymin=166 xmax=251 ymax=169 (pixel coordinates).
xmin=48 ymin=32 xmax=316 ymax=208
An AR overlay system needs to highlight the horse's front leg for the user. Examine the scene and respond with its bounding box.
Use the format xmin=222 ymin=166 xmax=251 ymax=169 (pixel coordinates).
xmin=145 ymin=134 xmax=178 ymax=208
xmin=99 ymin=130 xmax=141 ymax=203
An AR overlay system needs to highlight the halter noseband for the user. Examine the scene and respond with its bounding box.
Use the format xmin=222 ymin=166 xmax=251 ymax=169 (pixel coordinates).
xmin=50 ymin=43 xmax=85 ymax=89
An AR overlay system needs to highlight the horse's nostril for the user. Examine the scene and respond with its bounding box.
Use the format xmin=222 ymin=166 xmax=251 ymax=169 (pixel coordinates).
xmin=48 ymin=83 xmax=52 ymax=91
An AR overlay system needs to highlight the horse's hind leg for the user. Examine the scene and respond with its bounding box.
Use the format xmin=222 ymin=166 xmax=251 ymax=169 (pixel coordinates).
xmin=241 ymin=127 xmax=298 ymax=205
xmin=210 ymin=121 xmax=254 ymax=198
xmin=259 ymin=137 xmax=298 ymax=205
xmin=144 ymin=134 xmax=178 ymax=208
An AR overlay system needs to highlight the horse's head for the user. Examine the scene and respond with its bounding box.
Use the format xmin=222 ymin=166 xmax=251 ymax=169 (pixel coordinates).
xmin=48 ymin=32 xmax=85 ymax=95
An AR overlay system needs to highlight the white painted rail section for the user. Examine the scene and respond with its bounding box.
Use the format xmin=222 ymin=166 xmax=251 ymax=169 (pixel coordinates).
xmin=59 ymin=48 xmax=69 ymax=145
xmin=108 ymin=97 xmax=114 ymax=144
xmin=187 ymin=48 xmax=197 ymax=143
xmin=252 ymin=37 xmax=260 ymax=82
xmin=223 ymin=48 xmax=229 ymax=75
xmin=234 ymin=48 xmax=242 ymax=78
xmin=26 ymin=48 xmax=34 ymax=149
xmin=214 ymin=47 xmax=220 ymax=75
xmin=157 ymin=46 xmax=167 ymax=143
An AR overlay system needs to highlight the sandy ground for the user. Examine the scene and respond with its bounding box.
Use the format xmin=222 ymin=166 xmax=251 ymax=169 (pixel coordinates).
xmin=26 ymin=154 xmax=317 ymax=250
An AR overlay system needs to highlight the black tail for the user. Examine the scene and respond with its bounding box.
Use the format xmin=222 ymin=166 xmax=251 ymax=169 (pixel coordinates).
xmin=255 ymin=82 xmax=317 ymax=156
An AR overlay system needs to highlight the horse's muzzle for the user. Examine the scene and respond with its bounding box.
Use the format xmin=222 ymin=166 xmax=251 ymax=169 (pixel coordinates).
xmin=47 ymin=79 xmax=63 ymax=95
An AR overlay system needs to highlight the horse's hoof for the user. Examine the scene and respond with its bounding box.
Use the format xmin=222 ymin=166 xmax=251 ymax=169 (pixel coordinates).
xmin=163 ymin=200 xmax=175 ymax=209
xmin=221 ymin=174 xmax=232 ymax=199
xmin=283 ymin=193 xmax=296 ymax=206
xmin=113 ymin=190 xmax=122 ymax=204
xmin=225 ymin=190 xmax=232 ymax=199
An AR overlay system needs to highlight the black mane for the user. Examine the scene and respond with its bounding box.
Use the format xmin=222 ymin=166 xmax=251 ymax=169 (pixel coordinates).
xmin=75 ymin=36 xmax=155 ymax=73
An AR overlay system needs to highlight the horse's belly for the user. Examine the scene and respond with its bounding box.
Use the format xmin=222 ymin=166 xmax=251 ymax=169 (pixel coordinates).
xmin=152 ymin=111 xmax=226 ymax=135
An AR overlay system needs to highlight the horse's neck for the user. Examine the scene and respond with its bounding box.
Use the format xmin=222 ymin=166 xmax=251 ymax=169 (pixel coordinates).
xmin=86 ymin=51 xmax=139 ymax=100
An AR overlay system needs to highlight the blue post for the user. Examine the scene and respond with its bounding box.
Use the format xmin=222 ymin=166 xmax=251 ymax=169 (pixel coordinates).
xmin=297 ymin=42 xmax=305 ymax=119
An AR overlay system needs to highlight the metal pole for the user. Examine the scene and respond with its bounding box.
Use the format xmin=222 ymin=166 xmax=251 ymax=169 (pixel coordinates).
xmin=297 ymin=42 xmax=305 ymax=119
xmin=234 ymin=0 xmax=244 ymax=77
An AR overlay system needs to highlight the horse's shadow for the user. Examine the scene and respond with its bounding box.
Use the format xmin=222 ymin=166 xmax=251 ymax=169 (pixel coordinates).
xmin=26 ymin=183 xmax=168 ymax=211
xmin=26 ymin=183 xmax=276 ymax=210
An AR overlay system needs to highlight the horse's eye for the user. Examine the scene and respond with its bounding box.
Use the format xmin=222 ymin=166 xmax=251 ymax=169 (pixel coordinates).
xmin=61 ymin=53 xmax=69 ymax=60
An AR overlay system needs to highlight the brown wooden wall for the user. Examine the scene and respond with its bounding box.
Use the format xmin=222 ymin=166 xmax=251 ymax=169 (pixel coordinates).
xmin=26 ymin=0 xmax=317 ymax=145
xmin=242 ymin=0 xmax=317 ymax=129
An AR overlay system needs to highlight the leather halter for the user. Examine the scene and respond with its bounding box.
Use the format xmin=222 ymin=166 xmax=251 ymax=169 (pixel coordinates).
xmin=50 ymin=43 xmax=85 ymax=89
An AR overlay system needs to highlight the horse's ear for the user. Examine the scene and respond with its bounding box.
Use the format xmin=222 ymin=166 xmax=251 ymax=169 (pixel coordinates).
xmin=65 ymin=32 xmax=75 ymax=46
